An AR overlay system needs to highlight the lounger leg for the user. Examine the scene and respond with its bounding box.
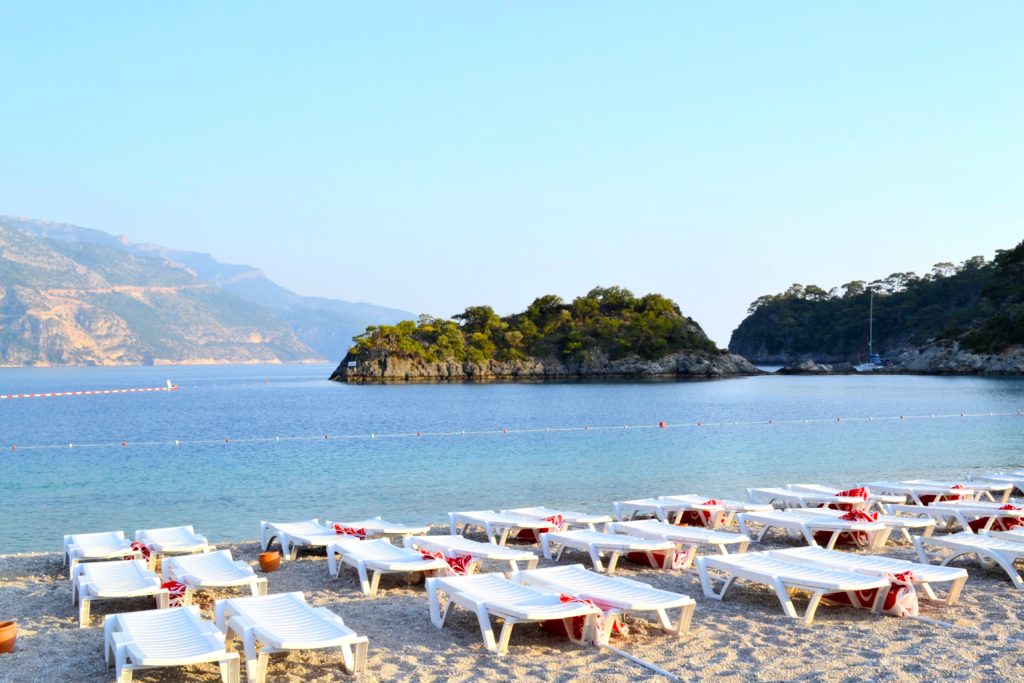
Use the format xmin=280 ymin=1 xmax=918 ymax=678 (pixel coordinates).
xmin=368 ymin=570 xmax=382 ymax=597
xmin=328 ymin=550 xmax=339 ymax=578
xmin=253 ymin=578 xmax=268 ymax=596
xmin=697 ymin=559 xmax=735 ymax=600
xmin=803 ymin=591 xmax=824 ymax=623
xmin=671 ymin=603 xmax=695 ymax=635
xmin=474 ymin=605 xmax=500 ymax=653
xmin=674 ymin=544 xmax=697 ymax=570
xmin=605 ymin=551 xmax=620 ymax=575
xmin=355 ymin=562 xmax=372 ymax=595
xmin=111 ymin=643 xmax=132 ymax=682
xmin=771 ymin=577 xmax=802 ymax=619
xmin=587 ymin=547 xmax=605 ymax=573
xmin=220 ymin=654 xmax=240 ymax=683
xmin=348 ymin=636 xmax=369 ymax=675
xmin=242 ymin=630 xmax=262 ymax=683
xmin=156 ymin=591 xmax=170 ymax=609
xmin=79 ymin=597 xmax=91 ymax=628
xmin=946 ymin=576 xmax=967 ymax=605
xmin=426 ymin=579 xmax=452 ymax=628
xmin=496 ymin=621 xmax=516 ymax=656
xmin=448 ymin=514 xmax=459 ymax=535
xmin=103 ymin=619 xmax=116 ymax=666
xmin=540 ymin=534 xmax=553 ymax=560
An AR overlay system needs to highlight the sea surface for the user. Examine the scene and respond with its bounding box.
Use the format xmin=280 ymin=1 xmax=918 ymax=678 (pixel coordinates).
xmin=1 ymin=364 xmax=1022 ymax=553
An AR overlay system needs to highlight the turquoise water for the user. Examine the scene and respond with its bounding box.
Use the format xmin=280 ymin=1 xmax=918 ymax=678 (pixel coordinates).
xmin=1 ymin=365 xmax=1023 ymax=553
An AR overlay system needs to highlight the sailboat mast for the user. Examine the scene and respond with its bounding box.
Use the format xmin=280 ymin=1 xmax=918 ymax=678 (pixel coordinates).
xmin=868 ymin=291 xmax=874 ymax=357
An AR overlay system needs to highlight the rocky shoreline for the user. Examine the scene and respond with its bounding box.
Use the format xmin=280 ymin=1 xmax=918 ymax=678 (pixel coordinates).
xmin=330 ymin=349 xmax=761 ymax=383
xmin=776 ymin=343 xmax=1024 ymax=376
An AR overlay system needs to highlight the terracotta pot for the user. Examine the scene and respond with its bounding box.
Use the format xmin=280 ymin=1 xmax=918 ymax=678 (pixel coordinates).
xmin=0 ymin=621 xmax=15 ymax=654
xmin=258 ymin=551 xmax=281 ymax=573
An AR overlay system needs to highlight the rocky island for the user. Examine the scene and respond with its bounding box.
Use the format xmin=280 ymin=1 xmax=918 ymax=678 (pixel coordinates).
xmin=331 ymin=287 xmax=759 ymax=382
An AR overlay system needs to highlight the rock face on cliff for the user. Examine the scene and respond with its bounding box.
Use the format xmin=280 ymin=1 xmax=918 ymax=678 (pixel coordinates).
xmin=331 ymin=348 xmax=760 ymax=382
xmin=0 ymin=222 xmax=320 ymax=366
xmin=4 ymin=215 xmax=413 ymax=361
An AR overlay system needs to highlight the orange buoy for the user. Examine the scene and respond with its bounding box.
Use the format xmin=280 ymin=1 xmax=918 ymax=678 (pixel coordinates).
xmin=658 ymin=421 xmax=666 ymax=428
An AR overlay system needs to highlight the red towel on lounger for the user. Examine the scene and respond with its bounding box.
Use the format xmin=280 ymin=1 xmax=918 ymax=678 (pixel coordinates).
xmin=333 ymin=525 xmax=367 ymax=539
xmin=825 ymin=487 xmax=870 ymax=512
xmin=920 ymin=483 xmax=965 ymax=506
xmin=676 ymin=499 xmax=726 ymax=528
xmin=160 ymin=580 xmax=187 ymax=608
xmin=516 ymin=514 xmax=564 ymax=542
xmin=967 ymin=504 xmax=1024 ymax=532
xmin=125 ymin=541 xmax=151 ymax=561
xmin=812 ymin=510 xmax=878 ymax=547
xmin=824 ymin=571 xmax=919 ymax=617
xmin=540 ymin=594 xmax=626 ymax=642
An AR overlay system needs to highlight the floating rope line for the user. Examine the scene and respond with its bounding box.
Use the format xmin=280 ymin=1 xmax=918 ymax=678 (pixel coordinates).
xmin=0 ymin=380 xmax=177 ymax=400
xmin=4 ymin=410 xmax=1021 ymax=453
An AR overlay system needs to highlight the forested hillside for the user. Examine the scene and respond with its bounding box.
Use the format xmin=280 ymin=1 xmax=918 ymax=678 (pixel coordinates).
xmin=728 ymin=240 xmax=1024 ymax=363
xmin=346 ymin=286 xmax=720 ymax=364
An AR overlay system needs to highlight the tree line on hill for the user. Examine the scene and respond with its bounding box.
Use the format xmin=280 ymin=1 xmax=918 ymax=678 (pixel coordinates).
xmin=728 ymin=240 xmax=1024 ymax=361
xmin=347 ymin=286 xmax=721 ymax=364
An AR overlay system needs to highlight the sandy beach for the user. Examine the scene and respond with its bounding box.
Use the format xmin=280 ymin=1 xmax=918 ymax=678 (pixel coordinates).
xmin=1 ymin=528 xmax=1022 ymax=683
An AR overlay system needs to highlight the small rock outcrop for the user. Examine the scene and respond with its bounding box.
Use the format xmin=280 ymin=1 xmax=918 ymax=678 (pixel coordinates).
xmin=895 ymin=343 xmax=1024 ymax=375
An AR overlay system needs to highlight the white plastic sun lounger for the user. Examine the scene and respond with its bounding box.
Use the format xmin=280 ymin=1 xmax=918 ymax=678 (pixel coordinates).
xmin=914 ymin=531 xmax=1024 ymax=589
xmin=612 ymin=495 xmax=771 ymax=527
xmin=405 ymin=535 xmax=539 ymax=573
xmin=902 ymin=479 xmax=1011 ymax=503
xmin=324 ymin=516 xmax=430 ymax=542
xmin=746 ymin=487 xmax=870 ymax=510
xmin=539 ymin=529 xmax=676 ymax=574
xmin=501 ymin=506 xmax=614 ymax=531
xmin=425 ymin=573 xmax=601 ymax=655
xmin=887 ymin=502 xmax=1024 ymax=534
xmin=259 ymin=519 xmax=341 ymax=560
xmin=64 ymin=530 xmax=142 ymax=577
xmin=215 ymin=592 xmax=368 ymax=683
xmin=512 ymin=564 xmax=696 ymax=641
xmin=696 ymin=552 xmax=890 ymax=623
xmin=861 ymin=482 xmax=980 ymax=506
xmin=786 ymin=483 xmax=906 ymax=509
xmin=162 ymin=550 xmax=268 ymax=605
xmin=972 ymin=473 xmax=1024 ymax=495
xmin=769 ymin=546 xmax=968 ymax=606
xmin=787 ymin=507 xmax=935 ymax=543
xmin=737 ymin=510 xmax=891 ymax=550
xmin=449 ymin=510 xmax=565 ymax=545
xmin=327 ymin=537 xmax=448 ymax=595
xmin=135 ymin=525 xmax=214 ymax=559
xmin=609 ymin=520 xmax=751 ymax=569
xmin=104 ymin=606 xmax=239 ymax=682
xmin=72 ymin=559 xmax=168 ymax=627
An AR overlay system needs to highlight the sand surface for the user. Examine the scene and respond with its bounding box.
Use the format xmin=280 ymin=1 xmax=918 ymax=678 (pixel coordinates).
xmin=1 ymin=528 xmax=1023 ymax=682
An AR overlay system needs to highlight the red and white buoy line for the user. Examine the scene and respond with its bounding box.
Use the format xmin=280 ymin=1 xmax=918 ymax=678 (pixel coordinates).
xmin=5 ymin=409 xmax=1021 ymax=453
xmin=0 ymin=380 xmax=177 ymax=400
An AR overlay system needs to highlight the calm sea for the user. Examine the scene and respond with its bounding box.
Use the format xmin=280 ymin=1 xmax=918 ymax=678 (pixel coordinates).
xmin=1 ymin=364 xmax=1022 ymax=553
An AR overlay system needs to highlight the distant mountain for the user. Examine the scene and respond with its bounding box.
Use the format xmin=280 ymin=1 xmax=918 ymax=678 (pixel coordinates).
xmin=1 ymin=216 xmax=413 ymax=362
xmin=728 ymin=240 xmax=1024 ymax=368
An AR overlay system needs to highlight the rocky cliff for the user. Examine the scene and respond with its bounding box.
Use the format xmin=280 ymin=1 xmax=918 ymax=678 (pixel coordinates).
xmin=2 ymin=215 xmax=413 ymax=360
xmin=331 ymin=348 xmax=760 ymax=382
xmin=0 ymin=222 xmax=320 ymax=366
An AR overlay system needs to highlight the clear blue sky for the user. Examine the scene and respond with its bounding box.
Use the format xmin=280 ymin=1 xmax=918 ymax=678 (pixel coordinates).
xmin=2 ymin=3 xmax=1021 ymax=345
